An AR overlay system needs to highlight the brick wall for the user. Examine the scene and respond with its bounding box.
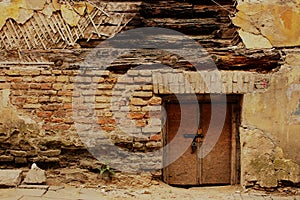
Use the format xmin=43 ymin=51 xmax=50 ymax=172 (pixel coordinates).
xmin=0 ymin=65 xmax=269 ymax=170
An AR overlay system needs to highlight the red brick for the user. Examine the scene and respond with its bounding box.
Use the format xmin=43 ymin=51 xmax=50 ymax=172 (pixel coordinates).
xmin=12 ymin=97 xmax=26 ymax=105
xmin=52 ymin=124 xmax=70 ymax=130
xmin=101 ymin=126 xmax=114 ymax=132
xmin=50 ymin=96 xmax=63 ymax=103
xmin=51 ymin=117 xmax=64 ymax=123
xmin=98 ymin=117 xmax=107 ymax=125
xmin=12 ymin=90 xmax=25 ymax=96
xmin=39 ymin=96 xmax=50 ymax=103
xmin=128 ymin=112 xmax=145 ymax=119
xmin=64 ymin=117 xmax=74 ymax=124
xmin=109 ymin=118 xmax=116 ymax=124
xmin=22 ymin=76 xmax=32 ymax=82
xmin=62 ymin=70 xmax=77 ymax=76
xmin=136 ymin=119 xmax=146 ymax=127
xmin=42 ymin=90 xmax=57 ymax=95
xmin=52 ymin=83 xmax=64 ymax=90
xmin=11 ymin=83 xmax=29 ymax=90
xmin=27 ymin=90 xmax=42 ymax=96
xmin=7 ymin=77 xmax=22 ymax=83
xmin=56 ymin=76 xmax=69 ymax=82
xmin=40 ymin=83 xmax=52 ymax=90
xmin=57 ymin=91 xmax=73 ymax=96
xmin=150 ymin=134 xmax=162 ymax=141
xmin=52 ymin=70 xmax=62 ymax=75
xmin=42 ymin=124 xmax=52 ymax=131
xmin=26 ymin=97 xmax=38 ymax=104
xmin=42 ymin=104 xmax=62 ymax=111
xmin=30 ymin=83 xmax=41 ymax=89
xmin=34 ymin=76 xmax=56 ymax=83
xmin=37 ymin=111 xmax=53 ymax=118
xmin=63 ymin=103 xmax=72 ymax=109
xmin=53 ymin=110 xmax=66 ymax=117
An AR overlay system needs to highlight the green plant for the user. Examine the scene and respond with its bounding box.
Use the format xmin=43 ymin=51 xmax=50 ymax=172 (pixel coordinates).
xmin=98 ymin=163 xmax=115 ymax=181
xmin=98 ymin=164 xmax=115 ymax=175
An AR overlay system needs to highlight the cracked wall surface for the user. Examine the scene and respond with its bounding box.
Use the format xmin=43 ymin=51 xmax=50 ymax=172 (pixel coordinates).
xmin=232 ymin=0 xmax=300 ymax=188
xmin=241 ymin=61 xmax=300 ymax=187
xmin=233 ymin=0 xmax=300 ymax=48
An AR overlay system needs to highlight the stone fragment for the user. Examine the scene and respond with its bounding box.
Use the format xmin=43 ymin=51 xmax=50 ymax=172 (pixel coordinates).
xmin=40 ymin=150 xmax=61 ymax=157
xmin=74 ymin=2 xmax=86 ymax=15
xmin=0 ymin=169 xmax=22 ymax=187
xmin=41 ymin=3 xmax=54 ymax=17
xmin=61 ymin=4 xmax=81 ymax=27
xmin=25 ymin=0 xmax=46 ymax=10
xmin=148 ymin=97 xmax=162 ymax=105
xmin=15 ymin=157 xmax=27 ymax=164
xmin=86 ymin=2 xmax=94 ymax=14
xmin=238 ymin=30 xmax=272 ymax=49
xmin=16 ymin=8 xmax=34 ymax=24
xmin=0 ymin=155 xmax=14 ymax=162
xmin=52 ymin=0 xmax=61 ymax=11
xmin=10 ymin=150 xmax=27 ymax=157
xmin=23 ymin=163 xmax=46 ymax=184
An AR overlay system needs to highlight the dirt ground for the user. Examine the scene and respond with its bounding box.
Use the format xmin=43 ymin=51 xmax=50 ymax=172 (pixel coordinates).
xmin=39 ymin=167 xmax=299 ymax=200
xmin=0 ymin=167 xmax=290 ymax=200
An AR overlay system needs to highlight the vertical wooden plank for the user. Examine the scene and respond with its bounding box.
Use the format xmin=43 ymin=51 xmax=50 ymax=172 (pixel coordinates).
xmin=162 ymin=100 xmax=169 ymax=183
xmin=200 ymin=103 xmax=232 ymax=185
xmin=231 ymin=103 xmax=237 ymax=185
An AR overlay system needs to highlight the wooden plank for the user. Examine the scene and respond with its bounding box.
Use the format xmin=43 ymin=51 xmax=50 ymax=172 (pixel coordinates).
xmin=0 ymin=48 xmax=281 ymax=72
xmin=231 ymin=103 xmax=237 ymax=185
xmin=200 ymin=103 xmax=231 ymax=185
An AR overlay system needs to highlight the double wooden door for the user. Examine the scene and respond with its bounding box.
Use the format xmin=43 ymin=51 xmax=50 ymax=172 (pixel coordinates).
xmin=163 ymin=101 xmax=238 ymax=185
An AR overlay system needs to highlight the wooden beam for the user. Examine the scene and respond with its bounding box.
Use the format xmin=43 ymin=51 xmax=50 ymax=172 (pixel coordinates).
xmin=0 ymin=47 xmax=282 ymax=72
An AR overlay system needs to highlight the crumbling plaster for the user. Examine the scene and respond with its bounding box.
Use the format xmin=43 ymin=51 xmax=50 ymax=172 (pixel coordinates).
xmin=240 ymin=57 xmax=300 ymax=187
xmin=232 ymin=0 xmax=300 ymax=48
xmin=0 ymin=0 xmax=95 ymax=29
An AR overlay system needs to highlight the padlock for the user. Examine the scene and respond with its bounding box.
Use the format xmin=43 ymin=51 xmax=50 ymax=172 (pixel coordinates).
xmin=191 ymin=141 xmax=197 ymax=154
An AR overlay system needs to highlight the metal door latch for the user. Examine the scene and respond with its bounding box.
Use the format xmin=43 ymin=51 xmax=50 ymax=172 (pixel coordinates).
xmin=184 ymin=130 xmax=204 ymax=154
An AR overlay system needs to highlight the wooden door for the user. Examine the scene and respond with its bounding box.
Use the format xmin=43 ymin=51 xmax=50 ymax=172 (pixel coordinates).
xmin=164 ymin=103 xmax=199 ymax=185
xmin=164 ymin=101 xmax=236 ymax=186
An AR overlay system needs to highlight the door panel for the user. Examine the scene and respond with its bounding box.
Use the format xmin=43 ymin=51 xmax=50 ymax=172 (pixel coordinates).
xmin=164 ymin=101 xmax=236 ymax=186
xmin=165 ymin=103 xmax=199 ymax=185
xmin=200 ymin=103 xmax=232 ymax=185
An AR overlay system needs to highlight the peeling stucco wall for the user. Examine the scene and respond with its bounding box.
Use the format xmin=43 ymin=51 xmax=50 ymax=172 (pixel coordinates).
xmin=232 ymin=0 xmax=300 ymax=188
xmin=232 ymin=0 xmax=300 ymax=48
xmin=240 ymin=53 xmax=300 ymax=187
